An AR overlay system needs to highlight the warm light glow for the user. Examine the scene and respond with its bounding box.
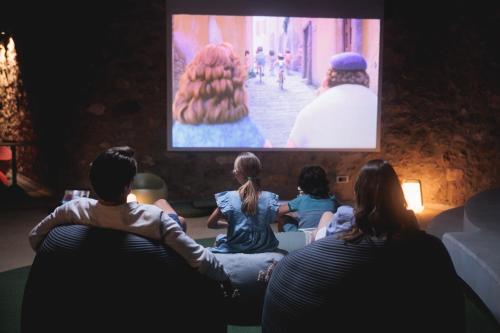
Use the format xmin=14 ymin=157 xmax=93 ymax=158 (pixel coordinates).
xmin=402 ymin=180 xmax=424 ymax=213
xmin=6 ymin=38 xmax=16 ymax=62
xmin=1 ymin=35 xmax=26 ymax=140
xmin=0 ymin=35 xmax=35 ymax=177
xmin=0 ymin=46 xmax=5 ymax=64
xmin=127 ymin=193 xmax=137 ymax=203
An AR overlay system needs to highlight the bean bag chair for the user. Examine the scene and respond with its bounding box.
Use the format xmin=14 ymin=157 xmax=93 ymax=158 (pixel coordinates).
xmin=21 ymin=225 xmax=226 ymax=333
xmin=215 ymin=251 xmax=286 ymax=325
xmin=130 ymin=172 xmax=168 ymax=204
xmin=262 ymin=232 xmax=465 ymax=333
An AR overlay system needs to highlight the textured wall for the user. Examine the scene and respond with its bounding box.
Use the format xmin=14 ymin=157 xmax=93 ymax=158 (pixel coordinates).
xmin=14 ymin=0 xmax=500 ymax=205
xmin=0 ymin=37 xmax=38 ymax=182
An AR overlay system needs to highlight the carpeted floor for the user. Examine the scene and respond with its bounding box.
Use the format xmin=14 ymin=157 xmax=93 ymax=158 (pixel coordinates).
xmin=0 ymin=266 xmax=28 ymax=333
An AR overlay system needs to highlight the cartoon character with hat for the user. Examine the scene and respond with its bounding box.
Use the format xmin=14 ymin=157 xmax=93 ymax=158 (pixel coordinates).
xmin=319 ymin=52 xmax=369 ymax=93
xmin=287 ymin=52 xmax=377 ymax=149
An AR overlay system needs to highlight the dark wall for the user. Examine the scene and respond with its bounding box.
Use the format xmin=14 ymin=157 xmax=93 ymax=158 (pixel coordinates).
xmin=1 ymin=2 xmax=115 ymax=189
xmin=3 ymin=0 xmax=500 ymax=204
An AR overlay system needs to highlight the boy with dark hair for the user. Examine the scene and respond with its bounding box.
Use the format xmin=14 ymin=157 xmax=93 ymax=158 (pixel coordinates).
xmin=88 ymin=146 xmax=137 ymax=203
xmin=29 ymin=146 xmax=229 ymax=283
xmin=277 ymin=166 xmax=339 ymax=232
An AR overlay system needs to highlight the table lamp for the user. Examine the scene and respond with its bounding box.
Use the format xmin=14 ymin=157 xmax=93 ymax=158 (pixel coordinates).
xmin=402 ymin=179 xmax=424 ymax=213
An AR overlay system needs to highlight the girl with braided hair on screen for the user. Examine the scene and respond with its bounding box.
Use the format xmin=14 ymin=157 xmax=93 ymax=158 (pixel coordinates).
xmin=172 ymin=43 xmax=271 ymax=148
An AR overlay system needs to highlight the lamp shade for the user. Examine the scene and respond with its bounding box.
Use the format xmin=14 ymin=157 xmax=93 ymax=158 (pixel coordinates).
xmin=402 ymin=179 xmax=424 ymax=213
xmin=129 ymin=172 xmax=167 ymax=204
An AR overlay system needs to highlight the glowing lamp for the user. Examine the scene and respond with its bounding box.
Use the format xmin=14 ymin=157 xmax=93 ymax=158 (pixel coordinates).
xmin=127 ymin=193 xmax=137 ymax=203
xmin=402 ymin=180 xmax=424 ymax=213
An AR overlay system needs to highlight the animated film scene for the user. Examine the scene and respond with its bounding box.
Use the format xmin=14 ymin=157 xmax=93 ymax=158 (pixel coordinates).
xmin=171 ymin=15 xmax=381 ymax=149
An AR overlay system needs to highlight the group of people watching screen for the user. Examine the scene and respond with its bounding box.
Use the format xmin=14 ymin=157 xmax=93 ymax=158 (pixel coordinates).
xmin=29 ymin=147 xmax=465 ymax=332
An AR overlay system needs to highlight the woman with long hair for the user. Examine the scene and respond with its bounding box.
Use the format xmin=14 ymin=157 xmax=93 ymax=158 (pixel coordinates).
xmin=262 ymin=159 xmax=465 ymax=333
xmin=207 ymin=152 xmax=279 ymax=253
xmin=343 ymin=159 xmax=419 ymax=239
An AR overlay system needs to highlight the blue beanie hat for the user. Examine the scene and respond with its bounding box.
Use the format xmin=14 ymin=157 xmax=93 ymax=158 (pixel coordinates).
xmin=330 ymin=52 xmax=367 ymax=71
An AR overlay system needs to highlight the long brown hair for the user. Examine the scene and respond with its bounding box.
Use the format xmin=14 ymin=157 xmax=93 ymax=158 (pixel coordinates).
xmin=173 ymin=42 xmax=248 ymax=124
xmin=341 ymin=159 xmax=418 ymax=241
xmin=235 ymin=152 xmax=262 ymax=215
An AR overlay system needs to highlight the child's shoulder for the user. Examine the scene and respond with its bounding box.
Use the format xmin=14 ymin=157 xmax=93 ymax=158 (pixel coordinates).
xmin=294 ymin=193 xmax=330 ymax=205
xmin=260 ymin=190 xmax=278 ymax=199
xmin=215 ymin=190 xmax=241 ymax=213
xmin=303 ymin=194 xmax=337 ymax=202
xmin=215 ymin=190 xmax=239 ymax=198
xmin=259 ymin=191 xmax=279 ymax=208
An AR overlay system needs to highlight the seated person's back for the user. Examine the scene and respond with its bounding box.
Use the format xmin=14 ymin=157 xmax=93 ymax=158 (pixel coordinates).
xmin=278 ymin=166 xmax=338 ymax=232
xmin=262 ymin=159 xmax=464 ymax=333
xmin=208 ymin=152 xmax=279 ymax=254
xmin=29 ymin=146 xmax=229 ymax=283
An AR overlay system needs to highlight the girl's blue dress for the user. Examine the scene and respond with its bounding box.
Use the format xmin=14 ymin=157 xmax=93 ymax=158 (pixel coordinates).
xmin=210 ymin=190 xmax=279 ymax=253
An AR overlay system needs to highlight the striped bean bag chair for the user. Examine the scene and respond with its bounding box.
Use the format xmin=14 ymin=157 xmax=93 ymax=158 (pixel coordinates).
xmin=262 ymin=231 xmax=466 ymax=333
xmin=21 ymin=224 xmax=226 ymax=333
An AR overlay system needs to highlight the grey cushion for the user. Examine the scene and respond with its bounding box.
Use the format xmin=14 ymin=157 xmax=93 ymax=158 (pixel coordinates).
xmin=215 ymin=251 xmax=285 ymax=325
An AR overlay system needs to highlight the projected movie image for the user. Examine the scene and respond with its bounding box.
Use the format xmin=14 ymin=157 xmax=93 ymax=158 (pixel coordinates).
xmin=171 ymin=15 xmax=381 ymax=149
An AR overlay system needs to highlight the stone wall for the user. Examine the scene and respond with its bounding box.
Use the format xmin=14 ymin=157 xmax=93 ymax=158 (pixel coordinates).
xmin=0 ymin=37 xmax=38 ymax=182
xmin=14 ymin=0 xmax=500 ymax=205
